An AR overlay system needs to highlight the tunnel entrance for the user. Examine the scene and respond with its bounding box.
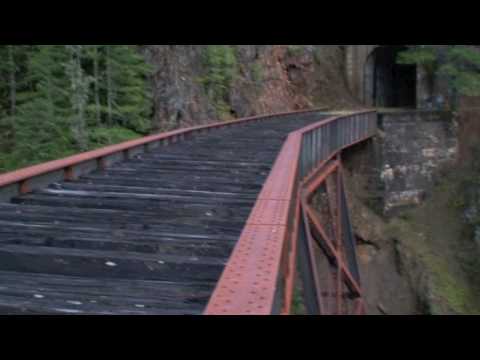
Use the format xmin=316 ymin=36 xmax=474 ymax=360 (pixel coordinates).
xmin=365 ymin=46 xmax=417 ymax=108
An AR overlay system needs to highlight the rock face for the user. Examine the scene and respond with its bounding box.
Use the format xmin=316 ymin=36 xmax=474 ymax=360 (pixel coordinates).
xmin=141 ymin=46 xmax=215 ymax=131
xmin=142 ymin=45 xmax=359 ymax=131
xmin=342 ymin=143 xmax=420 ymax=315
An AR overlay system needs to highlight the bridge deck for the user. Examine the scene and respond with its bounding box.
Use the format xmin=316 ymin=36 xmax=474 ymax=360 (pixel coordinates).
xmin=0 ymin=115 xmax=324 ymax=315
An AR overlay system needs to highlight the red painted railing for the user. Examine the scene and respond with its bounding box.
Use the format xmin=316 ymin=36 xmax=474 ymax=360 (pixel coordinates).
xmin=0 ymin=108 xmax=327 ymax=199
xmin=205 ymin=111 xmax=377 ymax=315
xmin=0 ymin=107 xmax=377 ymax=315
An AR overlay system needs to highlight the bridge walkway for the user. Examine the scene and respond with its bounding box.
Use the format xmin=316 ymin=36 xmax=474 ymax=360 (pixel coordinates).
xmin=0 ymin=114 xmax=324 ymax=315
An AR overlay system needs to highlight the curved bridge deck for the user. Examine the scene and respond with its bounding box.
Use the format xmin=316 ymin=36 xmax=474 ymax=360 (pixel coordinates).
xmin=0 ymin=114 xmax=325 ymax=315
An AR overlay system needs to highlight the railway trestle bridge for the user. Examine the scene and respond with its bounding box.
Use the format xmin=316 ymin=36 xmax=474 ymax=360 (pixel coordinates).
xmin=0 ymin=109 xmax=377 ymax=315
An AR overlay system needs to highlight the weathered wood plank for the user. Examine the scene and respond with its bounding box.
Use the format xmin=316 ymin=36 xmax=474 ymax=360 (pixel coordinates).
xmin=0 ymin=114 xmax=327 ymax=315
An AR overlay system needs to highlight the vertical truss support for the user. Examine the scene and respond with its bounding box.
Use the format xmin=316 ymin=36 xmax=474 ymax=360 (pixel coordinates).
xmin=295 ymin=157 xmax=365 ymax=315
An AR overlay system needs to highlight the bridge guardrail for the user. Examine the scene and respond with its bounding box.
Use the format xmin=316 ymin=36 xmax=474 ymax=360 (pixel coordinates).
xmin=0 ymin=108 xmax=328 ymax=201
xmin=205 ymin=110 xmax=377 ymax=315
xmin=0 ymin=107 xmax=376 ymax=315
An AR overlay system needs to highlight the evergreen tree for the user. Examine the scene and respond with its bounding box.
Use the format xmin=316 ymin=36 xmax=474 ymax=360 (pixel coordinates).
xmin=13 ymin=45 xmax=74 ymax=168
xmin=201 ymin=45 xmax=238 ymax=117
xmin=103 ymin=45 xmax=153 ymax=133
xmin=398 ymin=45 xmax=480 ymax=109
xmin=0 ymin=45 xmax=153 ymax=173
xmin=0 ymin=45 xmax=31 ymax=156
xmin=85 ymin=45 xmax=103 ymax=126
xmin=105 ymin=45 xmax=115 ymax=127
xmin=65 ymin=45 xmax=90 ymax=150
xmin=0 ymin=45 xmax=21 ymax=116
xmin=7 ymin=45 xmax=16 ymax=116
xmin=0 ymin=46 xmax=16 ymax=153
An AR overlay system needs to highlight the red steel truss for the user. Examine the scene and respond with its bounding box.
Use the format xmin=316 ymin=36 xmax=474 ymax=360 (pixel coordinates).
xmin=0 ymin=107 xmax=376 ymax=316
xmin=205 ymin=111 xmax=377 ymax=315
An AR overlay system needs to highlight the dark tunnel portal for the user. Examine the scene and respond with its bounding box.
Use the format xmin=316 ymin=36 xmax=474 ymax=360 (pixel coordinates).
xmin=365 ymin=46 xmax=417 ymax=108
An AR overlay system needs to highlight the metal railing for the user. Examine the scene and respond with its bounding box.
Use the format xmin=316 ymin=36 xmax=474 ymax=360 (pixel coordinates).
xmin=299 ymin=112 xmax=377 ymax=178
xmin=0 ymin=107 xmax=377 ymax=315
xmin=0 ymin=108 xmax=327 ymax=202
xmin=205 ymin=111 xmax=377 ymax=315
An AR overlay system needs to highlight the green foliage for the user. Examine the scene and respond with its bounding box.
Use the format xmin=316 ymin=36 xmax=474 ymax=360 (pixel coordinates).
xmin=387 ymin=216 xmax=480 ymax=315
xmin=102 ymin=45 xmax=153 ymax=133
xmin=0 ymin=45 xmax=153 ymax=173
xmin=88 ymin=126 xmax=141 ymax=148
xmin=8 ymin=46 xmax=74 ymax=169
xmin=250 ymin=62 xmax=264 ymax=84
xmin=422 ymin=251 xmax=479 ymax=315
xmin=200 ymin=45 xmax=238 ymax=117
xmin=448 ymin=46 xmax=480 ymax=69
xmin=0 ymin=124 xmax=142 ymax=174
xmin=1 ymin=98 xmax=75 ymax=172
xmin=397 ymin=46 xmax=439 ymax=74
xmin=292 ymin=286 xmax=306 ymax=315
xmin=398 ymin=45 xmax=480 ymax=108
xmin=287 ymin=45 xmax=304 ymax=57
xmin=440 ymin=46 xmax=480 ymax=97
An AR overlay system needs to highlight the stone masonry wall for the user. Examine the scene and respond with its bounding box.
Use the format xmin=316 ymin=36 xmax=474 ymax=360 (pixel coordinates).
xmin=378 ymin=111 xmax=457 ymax=215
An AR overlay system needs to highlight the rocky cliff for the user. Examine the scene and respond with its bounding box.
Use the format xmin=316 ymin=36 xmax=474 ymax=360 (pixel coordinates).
xmin=141 ymin=45 xmax=359 ymax=131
